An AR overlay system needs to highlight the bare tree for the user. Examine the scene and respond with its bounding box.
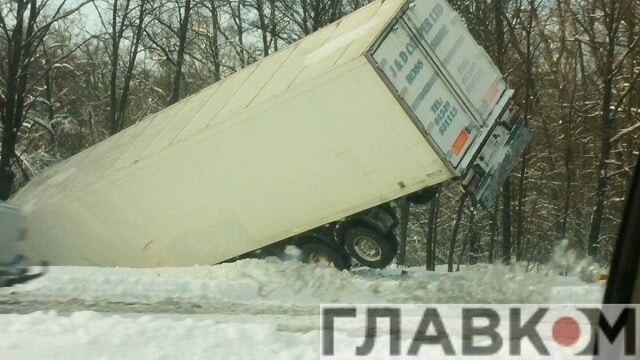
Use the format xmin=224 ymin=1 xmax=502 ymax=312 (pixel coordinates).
xmin=279 ymin=0 xmax=344 ymax=36
xmin=494 ymin=0 xmax=512 ymax=264
xmin=168 ymin=0 xmax=192 ymax=104
xmin=144 ymin=0 xmax=193 ymax=105
xmin=425 ymin=188 xmax=440 ymax=271
xmin=576 ymin=0 xmax=640 ymax=258
xmin=447 ymin=194 xmax=468 ymax=272
xmin=0 ymin=0 xmax=90 ymax=199
xmin=396 ymin=198 xmax=410 ymax=266
xmin=96 ymin=0 xmax=150 ymax=134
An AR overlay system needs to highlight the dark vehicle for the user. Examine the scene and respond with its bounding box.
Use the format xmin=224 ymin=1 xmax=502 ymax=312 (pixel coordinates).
xmin=0 ymin=202 xmax=45 ymax=287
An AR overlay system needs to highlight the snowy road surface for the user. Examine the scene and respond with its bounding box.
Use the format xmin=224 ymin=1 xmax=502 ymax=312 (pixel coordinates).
xmin=0 ymin=258 xmax=605 ymax=359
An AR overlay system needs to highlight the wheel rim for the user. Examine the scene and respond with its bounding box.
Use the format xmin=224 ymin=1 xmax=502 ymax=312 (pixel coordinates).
xmin=309 ymin=252 xmax=334 ymax=266
xmin=353 ymin=235 xmax=382 ymax=262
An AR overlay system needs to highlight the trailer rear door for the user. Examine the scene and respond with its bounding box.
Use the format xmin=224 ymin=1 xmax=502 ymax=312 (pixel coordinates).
xmin=403 ymin=0 xmax=508 ymax=123
xmin=370 ymin=0 xmax=532 ymax=208
xmin=370 ymin=18 xmax=480 ymax=171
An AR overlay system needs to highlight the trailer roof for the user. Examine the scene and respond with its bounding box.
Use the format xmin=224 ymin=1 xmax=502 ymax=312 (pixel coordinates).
xmin=14 ymin=0 xmax=406 ymax=210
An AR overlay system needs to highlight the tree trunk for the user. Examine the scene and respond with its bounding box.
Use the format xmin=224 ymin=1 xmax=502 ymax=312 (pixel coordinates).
xmin=168 ymin=0 xmax=192 ymax=105
xmin=488 ymin=208 xmax=498 ymax=264
xmin=42 ymin=47 xmax=58 ymax=153
xmin=448 ymin=194 xmax=467 ymax=272
xmin=431 ymin=191 xmax=440 ymax=270
xmin=468 ymin=208 xmax=479 ymax=265
xmin=457 ymin=206 xmax=476 ymax=271
xmin=207 ymin=0 xmax=222 ymax=82
xmin=426 ymin=188 xmax=440 ymax=270
xmin=117 ymin=0 xmax=147 ymax=131
xmin=587 ymin=0 xmax=619 ymax=259
xmin=515 ymin=0 xmax=536 ymax=262
xmin=0 ymin=129 xmax=17 ymax=200
xmin=269 ymin=0 xmax=278 ymax=51
xmin=396 ymin=198 xmax=410 ymax=266
xmin=0 ymin=0 xmax=27 ymax=199
xmin=494 ymin=0 xmax=511 ymax=264
xmin=501 ymin=179 xmax=512 ymax=263
xmin=255 ymin=0 xmax=270 ymax=56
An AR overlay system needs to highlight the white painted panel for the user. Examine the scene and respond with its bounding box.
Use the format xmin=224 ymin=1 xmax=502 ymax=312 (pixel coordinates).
xmin=371 ymin=20 xmax=478 ymax=169
xmin=11 ymin=0 xmax=461 ymax=268
xmin=172 ymin=82 xmax=223 ymax=141
xmin=15 ymin=58 xmax=450 ymax=267
xmin=218 ymin=46 xmax=296 ymax=117
xmin=142 ymin=93 xmax=211 ymax=156
xmin=404 ymin=0 xmax=507 ymax=122
xmin=249 ymin=23 xmax=339 ymax=104
xmin=336 ymin=0 xmax=407 ymax=65
xmin=173 ymin=64 xmax=258 ymax=141
xmin=293 ymin=1 xmax=381 ymax=86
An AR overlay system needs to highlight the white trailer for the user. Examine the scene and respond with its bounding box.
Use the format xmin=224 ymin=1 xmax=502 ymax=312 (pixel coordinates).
xmin=10 ymin=0 xmax=530 ymax=269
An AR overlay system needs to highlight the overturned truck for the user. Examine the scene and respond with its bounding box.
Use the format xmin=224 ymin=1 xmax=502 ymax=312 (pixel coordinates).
xmin=11 ymin=0 xmax=530 ymax=269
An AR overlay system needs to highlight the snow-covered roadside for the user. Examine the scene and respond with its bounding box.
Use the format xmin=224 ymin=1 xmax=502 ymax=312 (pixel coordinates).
xmin=0 ymin=258 xmax=605 ymax=307
xmin=0 ymin=259 xmax=606 ymax=359
xmin=0 ymin=311 xmax=320 ymax=360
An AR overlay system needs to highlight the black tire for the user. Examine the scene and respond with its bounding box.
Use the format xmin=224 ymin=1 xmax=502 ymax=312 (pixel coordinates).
xmin=300 ymin=241 xmax=348 ymax=270
xmin=386 ymin=233 xmax=399 ymax=254
xmin=343 ymin=226 xmax=396 ymax=269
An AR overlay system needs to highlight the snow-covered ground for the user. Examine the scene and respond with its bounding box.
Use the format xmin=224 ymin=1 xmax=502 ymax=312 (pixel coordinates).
xmin=0 ymin=258 xmax=605 ymax=359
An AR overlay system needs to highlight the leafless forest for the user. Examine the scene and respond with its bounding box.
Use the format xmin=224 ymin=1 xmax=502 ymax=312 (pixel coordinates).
xmin=0 ymin=0 xmax=638 ymax=268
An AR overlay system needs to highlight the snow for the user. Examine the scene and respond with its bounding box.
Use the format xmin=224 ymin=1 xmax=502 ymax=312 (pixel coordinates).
xmin=0 ymin=258 xmax=605 ymax=359
xmin=0 ymin=311 xmax=318 ymax=360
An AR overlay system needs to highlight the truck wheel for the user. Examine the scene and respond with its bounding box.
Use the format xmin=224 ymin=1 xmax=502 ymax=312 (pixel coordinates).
xmin=300 ymin=242 xmax=348 ymax=270
xmin=343 ymin=226 xmax=396 ymax=269
xmin=386 ymin=233 xmax=399 ymax=254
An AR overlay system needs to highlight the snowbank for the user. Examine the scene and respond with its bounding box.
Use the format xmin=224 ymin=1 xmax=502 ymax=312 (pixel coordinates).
xmin=0 ymin=259 xmax=605 ymax=359
xmin=0 ymin=311 xmax=319 ymax=360
xmin=1 ymin=258 xmax=604 ymax=307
